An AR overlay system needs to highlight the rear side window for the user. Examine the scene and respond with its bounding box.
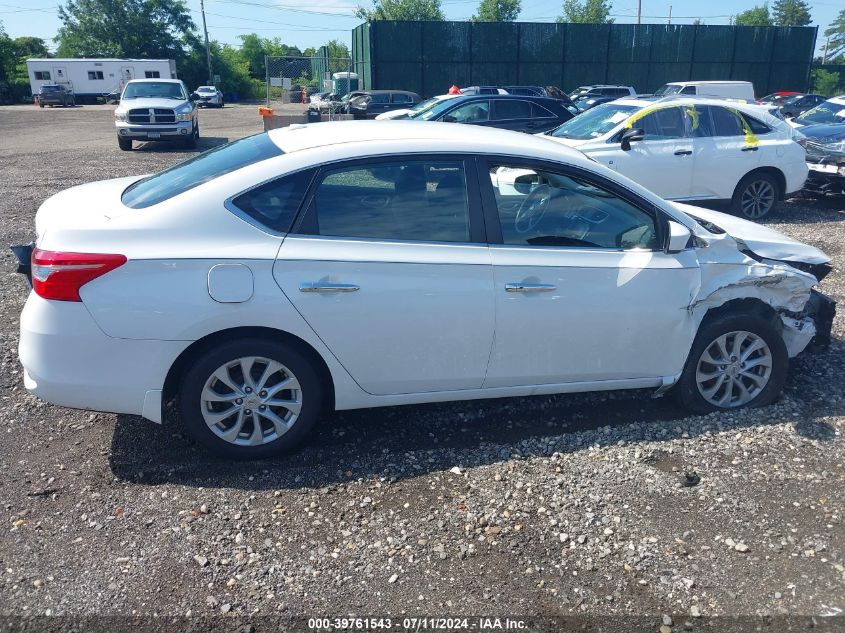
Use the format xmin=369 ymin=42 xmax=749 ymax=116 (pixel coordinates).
xmin=298 ymin=159 xmax=471 ymax=243
xmin=493 ymin=100 xmax=531 ymax=120
xmin=742 ymin=114 xmax=772 ymax=135
xmin=122 ymin=133 xmax=282 ymax=209
xmin=370 ymin=93 xmax=390 ymax=103
xmin=391 ymin=93 xmax=412 ymax=104
xmin=532 ymin=103 xmax=555 ymax=118
xmin=230 ymin=169 xmax=314 ymax=233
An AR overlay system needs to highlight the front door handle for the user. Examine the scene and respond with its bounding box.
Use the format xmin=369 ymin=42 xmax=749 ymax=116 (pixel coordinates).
xmin=741 ymin=146 xmax=759 ymax=152
xmin=674 ymin=149 xmax=692 ymax=156
xmin=505 ymin=283 xmax=557 ymax=293
xmin=299 ymin=282 xmax=360 ymax=293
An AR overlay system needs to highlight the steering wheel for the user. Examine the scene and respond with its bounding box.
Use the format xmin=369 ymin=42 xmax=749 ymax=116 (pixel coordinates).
xmin=514 ymin=185 xmax=551 ymax=234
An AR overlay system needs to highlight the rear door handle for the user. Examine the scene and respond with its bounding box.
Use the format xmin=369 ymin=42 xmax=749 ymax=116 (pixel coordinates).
xmin=741 ymin=146 xmax=759 ymax=152
xmin=505 ymin=283 xmax=557 ymax=293
xmin=299 ymin=282 xmax=360 ymax=293
xmin=674 ymin=149 xmax=692 ymax=156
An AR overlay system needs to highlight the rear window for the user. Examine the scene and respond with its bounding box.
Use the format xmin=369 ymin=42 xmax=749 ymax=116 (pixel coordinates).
xmin=122 ymin=133 xmax=283 ymax=209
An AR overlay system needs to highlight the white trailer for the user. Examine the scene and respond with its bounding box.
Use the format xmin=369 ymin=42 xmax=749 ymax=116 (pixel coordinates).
xmin=26 ymin=58 xmax=177 ymax=104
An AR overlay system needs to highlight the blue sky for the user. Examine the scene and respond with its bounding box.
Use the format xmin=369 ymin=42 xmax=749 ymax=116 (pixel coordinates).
xmin=0 ymin=0 xmax=840 ymax=55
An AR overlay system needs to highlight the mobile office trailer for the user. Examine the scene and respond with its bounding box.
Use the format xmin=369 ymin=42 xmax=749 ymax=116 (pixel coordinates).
xmin=26 ymin=58 xmax=177 ymax=104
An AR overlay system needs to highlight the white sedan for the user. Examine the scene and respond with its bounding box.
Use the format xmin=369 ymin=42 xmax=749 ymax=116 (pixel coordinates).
xmin=16 ymin=122 xmax=834 ymax=459
xmin=540 ymin=97 xmax=808 ymax=219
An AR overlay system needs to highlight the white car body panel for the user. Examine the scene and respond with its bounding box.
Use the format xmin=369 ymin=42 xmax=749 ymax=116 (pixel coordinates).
xmin=17 ymin=121 xmax=830 ymax=425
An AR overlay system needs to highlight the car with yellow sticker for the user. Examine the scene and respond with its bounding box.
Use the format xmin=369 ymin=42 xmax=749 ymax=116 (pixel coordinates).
xmin=538 ymin=96 xmax=808 ymax=219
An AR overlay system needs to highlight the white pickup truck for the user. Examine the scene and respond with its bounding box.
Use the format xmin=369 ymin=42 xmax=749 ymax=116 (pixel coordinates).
xmin=113 ymin=78 xmax=199 ymax=151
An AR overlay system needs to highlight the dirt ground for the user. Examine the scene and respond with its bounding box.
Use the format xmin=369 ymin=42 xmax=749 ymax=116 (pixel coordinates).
xmin=0 ymin=103 xmax=844 ymax=632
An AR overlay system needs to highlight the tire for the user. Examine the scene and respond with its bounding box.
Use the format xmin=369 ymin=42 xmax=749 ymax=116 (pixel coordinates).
xmin=183 ymin=121 xmax=199 ymax=149
xmin=178 ymin=338 xmax=324 ymax=459
xmin=731 ymin=171 xmax=780 ymax=220
xmin=118 ymin=136 xmax=133 ymax=151
xmin=39 ymin=102 xmax=44 ymax=108
xmin=673 ymin=312 xmax=788 ymax=415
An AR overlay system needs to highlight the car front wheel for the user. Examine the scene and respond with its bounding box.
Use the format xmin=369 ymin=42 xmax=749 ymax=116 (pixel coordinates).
xmin=179 ymin=338 xmax=323 ymax=459
xmin=674 ymin=312 xmax=787 ymax=414
xmin=118 ymin=136 xmax=133 ymax=151
xmin=732 ymin=172 xmax=779 ymax=220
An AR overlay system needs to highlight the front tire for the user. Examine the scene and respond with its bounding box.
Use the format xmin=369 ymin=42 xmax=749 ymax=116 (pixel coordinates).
xmin=732 ymin=171 xmax=779 ymax=220
xmin=183 ymin=122 xmax=198 ymax=149
xmin=118 ymin=136 xmax=133 ymax=151
xmin=178 ymin=339 xmax=324 ymax=459
xmin=674 ymin=312 xmax=788 ymax=414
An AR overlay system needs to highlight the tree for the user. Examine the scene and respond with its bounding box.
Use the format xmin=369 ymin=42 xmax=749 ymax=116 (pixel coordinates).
xmin=13 ymin=36 xmax=49 ymax=59
xmin=811 ymin=68 xmax=841 ymax=96
xmin=734 ymin=4 xmax=773 ymax=27
xmin=55 ymin=0 xmax=197 ymax=59
xmin=771 ymin=0 xmax=811 ymax=26
xmin=557 ymin=0 xmax=613 ymax=24
xmin=355 ymin=0 xmax=445 ymax=21
xmin=825 ymin=8 xmax=845 ymax=60
xmin=473 ymin=0 xmax=521 ymax=22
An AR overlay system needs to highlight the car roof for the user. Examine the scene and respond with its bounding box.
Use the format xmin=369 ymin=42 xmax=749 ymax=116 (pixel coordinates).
xmin=125 ymin=78 xmax=182 ymax=84
xmin=665 ymin=80 xmax=751 ymax=85
xmin=364 ymin=89 xmax=418 ymax=95
xmin=606 ymin=95 xmax=787 ymax=115
xmin=267 ymin=120 xmax=590 ymax=162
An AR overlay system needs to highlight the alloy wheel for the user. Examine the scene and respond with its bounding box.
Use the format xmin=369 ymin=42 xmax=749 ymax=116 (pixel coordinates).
xmin=695 ymin=330 xmax=772 ymax=408
xmin=740 ymin=179 xmax=775 ymax=219
xmin=200 ymin=356 xmax=302 ymax=446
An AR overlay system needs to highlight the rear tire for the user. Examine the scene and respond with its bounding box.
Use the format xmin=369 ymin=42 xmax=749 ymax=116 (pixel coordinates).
xmin=673 ymin=312 xmax=788 ymax=414
xmin=117 ymin=136 xmax=133 ymax=151
xmin=178 ymin=338 xmax=324 ymax=459
xmin=731 ymin=171 xmax=780 ymax=220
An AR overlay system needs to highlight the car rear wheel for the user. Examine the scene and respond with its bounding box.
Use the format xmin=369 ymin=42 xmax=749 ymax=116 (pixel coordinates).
xmin=673 ymin=312 xmax=787 ymax=414
xmin=732 ymin=172 xmax=779 ymax=220
xmin=118 ymin=136 xmax=133 ymax=151
xmin=179 ymin=339 xmax=323 ymax=459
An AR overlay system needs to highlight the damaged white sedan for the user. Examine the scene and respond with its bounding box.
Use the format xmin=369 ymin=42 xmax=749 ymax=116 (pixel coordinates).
xmin=14 ymin=122 xmax=835 ymax=459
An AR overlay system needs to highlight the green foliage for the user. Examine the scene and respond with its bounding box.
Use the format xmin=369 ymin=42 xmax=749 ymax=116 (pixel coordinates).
xmin=771 ymin=0 xmax=811 ymax=27
xmin=355 ymin=0 xmax=445 ymax=21
xmin=0 ymin=22 xmax=50 ymax=103
xmin=811 ymin=68 xmax=842 ymax=96
xmin=473 ymin=0 xmax=521 ymax=22
xmin=734 ymin=5 xmax=773 ymax=27
xmin=557 ymin=0 xmax=613 ymax=24
xmin=825 ymin=9 xmax=845 ymax=60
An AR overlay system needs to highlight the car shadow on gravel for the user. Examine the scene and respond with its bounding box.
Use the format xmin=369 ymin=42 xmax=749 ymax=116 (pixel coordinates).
xmin=132 ymin=137 xmax=229 ymax=153
xmin=107 ymin=348 xmax=844 ymax=490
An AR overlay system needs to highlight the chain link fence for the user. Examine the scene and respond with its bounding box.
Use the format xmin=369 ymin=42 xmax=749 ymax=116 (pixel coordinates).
xmin=264 ymin=55 xmax=354 ymax=109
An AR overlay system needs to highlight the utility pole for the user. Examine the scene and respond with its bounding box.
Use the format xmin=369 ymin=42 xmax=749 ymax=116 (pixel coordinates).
xmin=822 ymin=35 xmax=830 ymax=64
xmin=637 ymin=0 xmax=642 ymax=24
xmin=668 ymin=5 xmax=672 ymax=24
xmin=199 ymin=0 xmax=213 ymax=85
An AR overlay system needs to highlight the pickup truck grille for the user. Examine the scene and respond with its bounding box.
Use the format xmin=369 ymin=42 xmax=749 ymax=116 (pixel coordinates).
xmin=127 ymin=108 xmax=176 ymax=124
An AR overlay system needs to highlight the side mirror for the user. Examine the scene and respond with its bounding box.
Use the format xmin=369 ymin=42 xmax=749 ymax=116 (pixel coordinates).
xmin=620 ymin=127 xmax=644 ymax=151
xmin=189 ymin=92 xmax=199 ymax=102
xmin=666 ymin=220 xmax=692 ymax=254
xmin=442 ymin=115 xmax=457 ymax=123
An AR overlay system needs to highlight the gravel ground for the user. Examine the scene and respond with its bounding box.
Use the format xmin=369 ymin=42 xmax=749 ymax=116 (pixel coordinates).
xmin=1 ymin=104 xmax=844 ymax=629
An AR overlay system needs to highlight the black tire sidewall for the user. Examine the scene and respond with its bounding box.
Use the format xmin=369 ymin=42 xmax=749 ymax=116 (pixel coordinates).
xmin=178 ymin=338 xmax=323 ymax=459
xmin=732 ymin=172 xmax=779 ymax=219
xmin=674 ymin=313 xmax=788 ymax=414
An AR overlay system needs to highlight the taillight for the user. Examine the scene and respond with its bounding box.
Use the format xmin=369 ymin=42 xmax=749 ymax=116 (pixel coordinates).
xmin=31 ymin=249 xmax=126 ymax=302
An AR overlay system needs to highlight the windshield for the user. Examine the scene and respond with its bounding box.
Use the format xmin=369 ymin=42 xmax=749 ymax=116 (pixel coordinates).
xmin=122 ymin=133 xmax=283 ymax=209
xmin=410 ymin=97 xmax=443 ymax=113
xmin=197 ymin=86 xmax=216 ymax=93
xmin=548 ymin=103 xmax=639 ymax=139
xmin=795 ymin=100 xmax=845 ymax=126
xmin=122 ymin=82 xmax=185 ymax=100
xmin=654 ymin=84 xmax=683 ymax=96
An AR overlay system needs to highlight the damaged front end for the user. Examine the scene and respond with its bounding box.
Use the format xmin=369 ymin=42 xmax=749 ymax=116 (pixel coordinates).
xmin=803 ymin=133 xmax=845 ymax=196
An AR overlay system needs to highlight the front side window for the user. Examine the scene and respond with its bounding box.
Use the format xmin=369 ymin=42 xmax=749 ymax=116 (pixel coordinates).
xmin=122 ymin=133 xmax=283 ymax=209
xmin=492 ymin=100 xmax=531 ymax=120
xmin=488 ymin=163 xmax=658 ymax=250
xmin=230 ymin=169 xmax=314 ymax=233
xmin=300 ymin=159 xmax=470 ymax=243
xmin=446 ymin=101 xmax=489 ymax=123
xmin=636 ymin=107 xmax=687 ymax=140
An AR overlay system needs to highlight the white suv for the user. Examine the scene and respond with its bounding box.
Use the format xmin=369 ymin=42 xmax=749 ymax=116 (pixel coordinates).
xmin=540 ymin=97 xmax=808 ymax=219
xmin=114 ymin=79 xmax=199 ymax=151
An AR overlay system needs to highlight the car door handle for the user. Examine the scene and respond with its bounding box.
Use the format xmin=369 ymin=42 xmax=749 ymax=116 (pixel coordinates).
xmin=741 ymin=146 xmax=759 ymax=152
xmin=505 ymin=283 xmax=557 ymax=293
xmin=299 ymin=282 xmax=360 ymax=293
xmin=674 ymin=149 xmax=692 ymax=156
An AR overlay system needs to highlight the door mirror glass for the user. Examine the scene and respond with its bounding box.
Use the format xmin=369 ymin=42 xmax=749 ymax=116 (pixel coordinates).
xmin=666 ymin=220 xmax=691 ymax=253
xmin=620 ymin=128 xmax=644 ymax=151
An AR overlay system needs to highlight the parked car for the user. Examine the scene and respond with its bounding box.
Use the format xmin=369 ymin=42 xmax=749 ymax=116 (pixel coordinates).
xmin=410 ymin=94 xmax=575 ymax=133
xmin=13 ymin=121 xmax=833 ymax=458
xmin=460 ymin=86 xmax=508 ymax=95
xmin=777 ymin=94 xmax=828 ymax=119
xmin=346 ymin=90 xmax=422 ymax=119
xmin=800 ymin=124 xmax=845 ymax=196
xmin=374 ymin=93 xmax=458 ymax=120
xmin=113 ymin=78 xmax=199 ymax=151
xmin=788 ymin=96 xmax=845 ymax=128
xmin=503 ymin=85 xmax=547 ymax=96
xmin=195 ymin=85 xmax=224 ymax=108
xmin=758 ymin=91 xmax=801 ymax=105
xmin=569 ymin=85 xmax=635 ymax=100
xmin=655 ymin=81 xmax=755 ymax=101
xmin=540 ymin=96 xmax=807 ymax=219
xmin=571 ymin=86 xmax=636 ymax=111
xmin=37 ymin=84 xmax=74 ymax=107
xmin=308 ymin=92 xmax=331 ymax=109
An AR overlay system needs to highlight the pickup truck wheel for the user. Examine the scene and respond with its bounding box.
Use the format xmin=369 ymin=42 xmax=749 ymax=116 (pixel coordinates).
xmin=184 ymin=123 xmax=198 ymax=149
xmin=38 ymin=102 xmax=44 ymax=108
xmin=118 ymin=137 xmax=133 ymax=151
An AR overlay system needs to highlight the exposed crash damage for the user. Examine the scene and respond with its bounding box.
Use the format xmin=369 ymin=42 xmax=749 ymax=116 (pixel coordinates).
xmin=801 ymin=124 xmax=845 ymax=196
xmin=674 ymin=203 xmax=835 ymax=358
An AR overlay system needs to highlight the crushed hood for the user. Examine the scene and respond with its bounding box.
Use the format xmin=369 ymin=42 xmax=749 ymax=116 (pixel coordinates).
xmin=671 ymin=202 xmax=830 ymax=265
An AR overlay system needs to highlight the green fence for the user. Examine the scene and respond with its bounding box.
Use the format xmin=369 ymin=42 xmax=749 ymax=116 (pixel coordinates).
xmin=351 ymin=21 xmax=818 ymax=98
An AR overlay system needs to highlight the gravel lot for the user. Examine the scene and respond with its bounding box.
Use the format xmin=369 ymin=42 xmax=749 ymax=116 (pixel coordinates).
xmin=1 ymin=104 xmax=844 ymax=629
